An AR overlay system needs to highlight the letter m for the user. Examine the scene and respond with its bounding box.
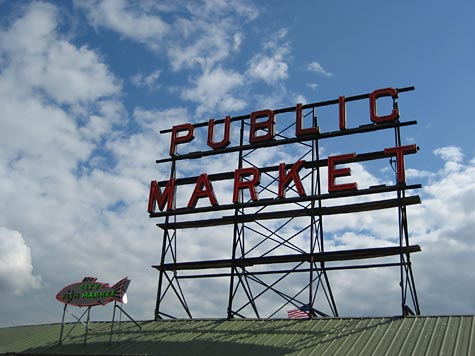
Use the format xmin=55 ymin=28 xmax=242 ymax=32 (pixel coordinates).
xmin=148 ymin=179 xmax=176 ymax=213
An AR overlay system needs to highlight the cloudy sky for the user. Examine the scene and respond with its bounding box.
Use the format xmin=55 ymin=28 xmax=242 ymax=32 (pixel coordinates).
xmin=0 ymin=0 xmax=474 ymax=327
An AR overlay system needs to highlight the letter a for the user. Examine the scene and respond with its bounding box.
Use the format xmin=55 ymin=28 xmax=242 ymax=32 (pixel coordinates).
xmin=188 ymin=174 xmax=219 ymax=208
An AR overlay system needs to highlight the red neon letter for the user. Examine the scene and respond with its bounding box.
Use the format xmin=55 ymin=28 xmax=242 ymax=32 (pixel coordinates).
xmin=233 ymin=167 xmax=260 ymax=203
xmin=148 ymin=179 xmax=176 ymax=212
xmin=249 ymin=110 xmax=275 ymax=143
xmin=369 ymin=88 xmax=400 ymax=124
xmin=207 ymin=116 xmax=231 ymax=150
xmin=278 ymin=160 xmax=306 ymax=198
xmin=296 ymin=103 xmax=319 ymax=136
xmin=339 ymin=96 xmax=347 ymax=130
xmin=328 ymin=153 xmax=357 ymax=192
xmin=187 ymin=174 xmax=218 ymax=208
xmin=384 ymin=144 xmax=417 ymax=184
xmin=170 ymin=123 xmax=195 ymax=156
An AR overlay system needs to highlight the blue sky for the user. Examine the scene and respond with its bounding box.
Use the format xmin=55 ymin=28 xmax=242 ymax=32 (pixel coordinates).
xmin=0 ymin=0 xmax=474 ymax=327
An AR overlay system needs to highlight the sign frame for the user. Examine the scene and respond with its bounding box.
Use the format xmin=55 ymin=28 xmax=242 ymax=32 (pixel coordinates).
xmin=149 ymin=86 xmax=421 ymax=320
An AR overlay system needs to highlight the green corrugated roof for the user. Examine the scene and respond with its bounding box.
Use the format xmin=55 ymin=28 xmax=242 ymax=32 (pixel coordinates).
xmin=1 ymin=316 xmax=474 ymax=355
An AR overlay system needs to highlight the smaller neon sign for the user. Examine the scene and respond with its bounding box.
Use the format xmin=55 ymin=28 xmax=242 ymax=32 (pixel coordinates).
xmin=56 ymin=277 xmax=130 ymax=307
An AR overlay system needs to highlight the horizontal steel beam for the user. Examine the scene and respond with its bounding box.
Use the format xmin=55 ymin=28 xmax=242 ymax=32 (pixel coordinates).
xmin=174 ymin=262 xmax=405 ymax=279
xmin=154 ymin=149 xmax=419 ymax=187
xmin=156 ymin=120 xmax=417 ymax=163
xmin=152 ymin=245 xmax=421 ymax=271
xmin=156 ymin=195 xmax=421 ymax=229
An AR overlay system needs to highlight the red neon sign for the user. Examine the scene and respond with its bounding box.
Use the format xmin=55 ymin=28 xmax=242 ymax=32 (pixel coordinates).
xmin=56 ymin=277 xmax=130 ymax=307
xmin=149 ymin=87 xmax=417 ymax=214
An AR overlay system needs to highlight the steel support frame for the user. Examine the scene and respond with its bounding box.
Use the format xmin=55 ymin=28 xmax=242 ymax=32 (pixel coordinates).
xmin=394 ymin=116 xmax=421 ymax=316
xmin=153 ymin=88 xmax=421 ymax=320
xmin=223 ymin=107 xmax=340 ymax=319
xmin=154 ymin=160 xmax=193 ymax=320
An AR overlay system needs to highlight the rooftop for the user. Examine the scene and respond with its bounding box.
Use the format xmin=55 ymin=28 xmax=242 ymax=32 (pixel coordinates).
xmin=1 ymin=316 xmax=474 ymax=355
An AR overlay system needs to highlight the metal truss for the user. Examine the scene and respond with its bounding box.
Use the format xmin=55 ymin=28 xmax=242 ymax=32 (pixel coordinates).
xmin=152 ymin=87 xmax=421 ymax=320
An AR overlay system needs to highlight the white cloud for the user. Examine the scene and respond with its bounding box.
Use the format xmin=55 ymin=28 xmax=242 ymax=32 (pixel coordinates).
xmin=166 ymin=16 xmax=243 ymax=71
xmin=233 ymin=32 xmax=243 ymax=51
xmin=293 ymin=94 xmax=307 ymax=105
xmin=131 ymin=70 xmax=161 ymax=91
xmin=78 ymin=0 xmax=257 ymax=73
xmin=0 ymin=2 xmax=157 ymax=325
xmin=0 ymin=2 xmax=56 ymax=55
xmin=306 ymin=149 xmax=475 ymax=316
xmin=409 ymin=152 xmax=475 ymax=314
xmin=181 ymin=67 xmax=246 ymax=116
xmin=76 ymin=0 xmax=170 ymax=51
xmin=248 ymin=54 xmax=289 ymax=84
xmin=78 ymin=99 xmax=127 ymax=143
xmin=433 ymin=146 xmax=464 ymax=173
xmin=0 ymin=2 xmax=122 ymax=174
xmin=247 ymin=30 xmax=290 ymax=85
xmin=0 ymin=2 xmax=119 ymax=105
xmin=0 ymin=227 xmax=41 ymax=295
xmin=186 ymin=0 xmax=259 ymax=21
xmin=133 ymin=107 xmax=188 ymax=132
xmin=307 ymin=61 xmax=333 ymax=77
xmin=41 ymin=42 xmax=120 ymax=103
xmin=78 ymin=0 xmax=262 ymax=114
xmin=166 ymin=0 xmax=258 ymax=71
xmin=405 ymin=168 xmax=435 ymax=179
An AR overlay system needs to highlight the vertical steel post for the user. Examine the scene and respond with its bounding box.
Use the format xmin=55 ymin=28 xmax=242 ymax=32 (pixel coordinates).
xmin=109 ymin=301 xmax=117 ymax=344
xmin=312 ymin=107 xmax=338 ymax=317
xmin=58 ymin=303 xmax=67 ymax=345
xmin=393 ymin=102 xmax=420 ymax=316
xmin=228 ymin=118 xmax=245 ymax=319
xmin=155 ymin=159 xmax=176 ymax=320
xmin=83 ymin=306 xmax=91 ymax=345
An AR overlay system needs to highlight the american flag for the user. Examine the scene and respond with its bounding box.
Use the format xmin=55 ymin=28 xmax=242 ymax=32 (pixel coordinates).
xmin=287 ymin=304 xmax=311 ymax=319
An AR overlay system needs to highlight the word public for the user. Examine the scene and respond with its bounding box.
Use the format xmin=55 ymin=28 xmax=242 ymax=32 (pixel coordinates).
xmin=148 ymin=88 xmax=416 ymax=213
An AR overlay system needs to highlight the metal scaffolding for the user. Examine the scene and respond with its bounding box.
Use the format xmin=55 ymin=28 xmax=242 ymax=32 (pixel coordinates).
xmin=150 ymin=87 xmax=421 ymax=320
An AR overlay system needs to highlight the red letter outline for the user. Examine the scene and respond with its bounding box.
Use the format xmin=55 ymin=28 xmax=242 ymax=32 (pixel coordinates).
xmin=339 ymin=96 xmax=347 ymax=130
xmin=148 ymin=179 xmax=176 ymax=212
xmin=328 ymin=153 xmax=358 ymax=192
xmin=207 ymin=116 xmax=231 ymax=150
xmin=384 ymin=144 xmax=417 ymax=184
xmin=233 ymin=167 xmax=260 ymax=203
xmin=170 ymin=123 xmax=195 ymax=156
xmin=295 ymin=103 xmax=319 ymax=136
xmin=187 ymin=174 xmax=218 ymax=208
xmin=249 ymin=110 xmax=275 ymax=143
xmin=369 ymin=88 xmax=400 ymax=124
xmin=278 ymin=160 xmax=307 ymax=198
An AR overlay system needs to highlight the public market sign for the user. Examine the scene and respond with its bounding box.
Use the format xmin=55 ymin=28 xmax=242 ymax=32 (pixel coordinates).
xmin=148 ymin=87 xmax=417 ymax=215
